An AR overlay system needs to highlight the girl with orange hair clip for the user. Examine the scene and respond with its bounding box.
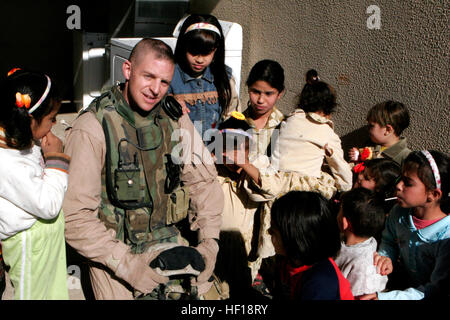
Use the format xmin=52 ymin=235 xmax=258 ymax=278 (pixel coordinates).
xmin=0 ymin=68 xmax=70 ymax=300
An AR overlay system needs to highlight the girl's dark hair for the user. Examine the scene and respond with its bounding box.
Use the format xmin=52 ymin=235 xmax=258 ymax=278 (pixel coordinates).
xmin=363 ymin=159 xmax=401 ymax=195
xmin=0 ymin=68 xmax=60 ymax=149
xmin=298 ymin=69 xmax=337 ymax=115
xmin=340 ymin=188 xmax=386 ymax=238
xmin=363 ymin=158 xmax=401 ymax=212
xmin=175 ymin=14 xmax=231 ymax=118
xmin=305 ymin=69 xmax=319 ymax=84
xmin=403 ymin=150 xmax=450 ymax=213
xmin=246 ymin=59 xmax=285 ymax=93
xmin=271 ymin=191 xmax=341 ymax=266
xmin=217 ymin=116 xmax=250 ymax=131
xmin=217 ymin=117 xmax=251 ymax=156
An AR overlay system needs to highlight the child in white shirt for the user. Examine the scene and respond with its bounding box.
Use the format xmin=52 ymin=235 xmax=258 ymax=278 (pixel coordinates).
xmin=0 ymin=68 xmax=70 ymax=300
xmin=335 ymin=188 xmax=388 ymax=296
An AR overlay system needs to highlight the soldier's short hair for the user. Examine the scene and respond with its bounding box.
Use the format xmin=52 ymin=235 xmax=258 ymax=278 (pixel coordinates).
xmin=129 ymin=38 xmax=175 ymax=65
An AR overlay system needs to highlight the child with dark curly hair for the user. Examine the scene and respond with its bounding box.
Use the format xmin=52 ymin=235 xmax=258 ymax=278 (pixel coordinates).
xmin=236 ymin=70 xmax=352 ymax=200
xmin=353 ymin=158 xmax=401 ymax=214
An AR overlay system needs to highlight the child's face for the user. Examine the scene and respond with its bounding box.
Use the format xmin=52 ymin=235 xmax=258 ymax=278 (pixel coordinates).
xmin=368 ymin=121 xmax=388 ymax=145
xmin=396 ymin=168 xmax=428 ymax=208
xmin=186 ymin=49 xmax=216 ymax=74
xmin=248 ymin=80 xmax=282 ymax=118
xmin=30 ymin=102 xmax=60 ymax=140
xmin=268 ymin=223 xmax=286 ymax=256
xmin=222 ymin=152 xmax=241 ymax=173
xmin=353 ymin=169 xmax=376 ymax=191
xmin=222 ymin=141 xmax=249 ymax=173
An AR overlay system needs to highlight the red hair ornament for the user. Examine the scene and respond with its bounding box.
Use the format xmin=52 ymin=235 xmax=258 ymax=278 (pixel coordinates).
xmin=7 ymin=68 xmax=21 ymax=77
xmin=16 ymin=92 xmax=31 ymax=109
xmin=353 ymin=162 xmax=366 ymax=174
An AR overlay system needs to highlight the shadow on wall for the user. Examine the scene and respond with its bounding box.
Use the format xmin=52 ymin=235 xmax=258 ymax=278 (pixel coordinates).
xmin=340 ymin=125 xmax=373 ymax=161
xmin=189 ymin=0 xmax=220 ymax=13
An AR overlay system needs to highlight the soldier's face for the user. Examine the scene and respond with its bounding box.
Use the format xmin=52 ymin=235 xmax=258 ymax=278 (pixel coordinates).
xmin=123 ymin=52 xmax=174 ymax=112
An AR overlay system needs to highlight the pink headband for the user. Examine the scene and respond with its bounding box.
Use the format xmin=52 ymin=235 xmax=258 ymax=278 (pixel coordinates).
xmin=185 ymin=22 xmax=221 ymax=36
xmin=421 ymin=150 xmax=441 ymax=190
xmin=28 ymin=75 xmax=51 ymax=114
xmin=220 ymin=129 xmax=253 ymax=140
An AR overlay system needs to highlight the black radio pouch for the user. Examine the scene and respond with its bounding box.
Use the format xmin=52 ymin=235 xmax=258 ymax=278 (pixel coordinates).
xmin=161 ymin=95 xmax=183 ymax=121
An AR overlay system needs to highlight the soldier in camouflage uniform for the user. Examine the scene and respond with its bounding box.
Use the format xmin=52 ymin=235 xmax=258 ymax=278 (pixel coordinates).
xmin=62 ymin=38 xmax=223 ymax=299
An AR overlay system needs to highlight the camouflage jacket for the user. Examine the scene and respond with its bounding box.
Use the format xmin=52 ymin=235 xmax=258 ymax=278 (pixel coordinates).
xmin=62 ymin=84 xmax=223 ymax=277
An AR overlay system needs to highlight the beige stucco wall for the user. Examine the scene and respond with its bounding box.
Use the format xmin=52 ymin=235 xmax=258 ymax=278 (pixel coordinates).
xmin=191 ymin=0 xmax=449 ymax=154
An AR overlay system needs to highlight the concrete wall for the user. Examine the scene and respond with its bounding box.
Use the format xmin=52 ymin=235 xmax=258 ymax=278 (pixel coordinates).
xmin=191 ymin=0 xmax=449 ymax=154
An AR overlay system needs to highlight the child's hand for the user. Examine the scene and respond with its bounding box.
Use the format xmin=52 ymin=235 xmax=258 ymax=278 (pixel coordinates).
xmin=373 ymin=252 xmax=393 ymax=276
xmin=222 ymin=146 xmax=248 ymax=167
xmin=356 ymin=293 xmax=378 ymax=300
xmin=174 ymin=96 xmax=190 ymax=114
xmin=348 ymin=147 xmax=359 ymax=162
xmin=324 ymin=143 xmax=334 ymax=157
xmin=41 ymin=131 xmax=63 ymax=154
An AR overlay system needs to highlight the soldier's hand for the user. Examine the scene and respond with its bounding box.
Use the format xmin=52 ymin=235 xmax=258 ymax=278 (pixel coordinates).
xmin=114 ymin=249 xmax=169 ymax=295
xmin=192 ymin=238 xmax=219 ymax=295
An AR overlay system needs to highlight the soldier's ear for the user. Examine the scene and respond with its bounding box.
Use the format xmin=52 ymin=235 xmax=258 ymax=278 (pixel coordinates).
xmin=122 ymin=60 xmax=132 ymax=81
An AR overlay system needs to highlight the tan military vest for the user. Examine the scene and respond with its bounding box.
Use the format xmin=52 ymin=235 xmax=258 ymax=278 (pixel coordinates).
xmin=85 ymin=85 xmax=189 ymax=254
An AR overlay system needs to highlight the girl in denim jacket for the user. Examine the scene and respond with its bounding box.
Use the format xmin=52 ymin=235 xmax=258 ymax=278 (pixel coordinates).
xmin=168 ymin=14 xmax=241 ymax=141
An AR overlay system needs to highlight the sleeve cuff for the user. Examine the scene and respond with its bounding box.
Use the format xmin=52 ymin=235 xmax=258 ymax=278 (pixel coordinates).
xmin=44 ymin=152 xmax=71 ymax=173
xmin=198 ymin=227 xmax=220 ymax=242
